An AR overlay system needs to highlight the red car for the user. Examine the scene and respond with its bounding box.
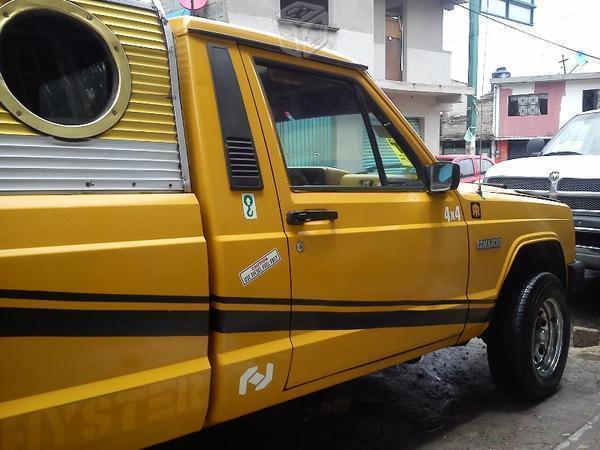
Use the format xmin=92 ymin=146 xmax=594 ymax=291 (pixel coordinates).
xmin=437 ymin=154 xmax=494 ymax=183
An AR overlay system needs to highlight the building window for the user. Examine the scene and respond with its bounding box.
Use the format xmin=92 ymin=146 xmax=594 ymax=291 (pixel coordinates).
xmin=582 ymin=89 xmax=600 ymax=112
xmin=508 ymin=94 xmax=548 ymax=117
xmin=280 ymin=0 xmax=329 ymax=26
xmin=507 ymin=139 xmax=530 ymax=159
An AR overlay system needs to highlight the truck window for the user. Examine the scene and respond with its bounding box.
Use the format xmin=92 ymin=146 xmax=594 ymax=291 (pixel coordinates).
xmin=478 ymin=159 xmax=493 ymax=175
xmin=458 ymin=159 xmax=475 ymax=178
xmin=256 ymin=63 xmax=422 ymax=189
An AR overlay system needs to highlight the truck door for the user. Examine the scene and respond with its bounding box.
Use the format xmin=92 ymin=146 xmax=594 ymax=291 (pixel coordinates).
xmin=241 ymin=48 xmax=470 ymax=387
xmin=174 ymin=36 xmax=293 ymax=424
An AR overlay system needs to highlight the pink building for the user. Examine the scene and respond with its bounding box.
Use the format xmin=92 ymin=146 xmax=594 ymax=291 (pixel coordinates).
xmin=491 ymin=72 xmax=600 ymax=161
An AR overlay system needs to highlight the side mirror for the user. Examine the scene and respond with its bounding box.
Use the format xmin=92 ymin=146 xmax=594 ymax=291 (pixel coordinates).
xmin=425 ymin=162 xmax=460 ymax=193
xmin=526 ymin=138 xmax=546 ymax=156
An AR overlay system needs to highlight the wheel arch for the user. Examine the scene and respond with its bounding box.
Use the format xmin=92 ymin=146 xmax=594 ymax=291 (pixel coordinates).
xmin=498 ymin=237 xmax=567 ymax=303
xmin=478 ymin=237 xmax=567 ymax=344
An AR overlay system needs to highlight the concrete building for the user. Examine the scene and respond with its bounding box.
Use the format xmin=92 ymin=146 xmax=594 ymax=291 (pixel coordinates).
xmin=491 ymin=72 xmax=600 ymax=161
xmin=162 ymin=0 xmax=472 ymax=153
xmin=441 ymin=92 xmax=494 ymax=156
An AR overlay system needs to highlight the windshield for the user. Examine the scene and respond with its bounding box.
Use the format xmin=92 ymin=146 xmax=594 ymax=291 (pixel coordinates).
xmin=542 ymin=113 xmax=600 ymax=156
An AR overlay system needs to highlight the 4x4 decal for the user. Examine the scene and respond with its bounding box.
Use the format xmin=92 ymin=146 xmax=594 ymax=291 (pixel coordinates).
xmin=444 ymin=205 xmax=462 ymax=222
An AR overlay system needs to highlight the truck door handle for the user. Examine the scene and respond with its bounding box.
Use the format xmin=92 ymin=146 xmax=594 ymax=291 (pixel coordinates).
xmin=287 ymin=210 xmax=339 ymax=225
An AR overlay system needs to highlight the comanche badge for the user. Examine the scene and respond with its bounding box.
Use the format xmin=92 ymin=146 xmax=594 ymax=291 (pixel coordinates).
xmin=476 ymin=237 xmax=502 ymax=251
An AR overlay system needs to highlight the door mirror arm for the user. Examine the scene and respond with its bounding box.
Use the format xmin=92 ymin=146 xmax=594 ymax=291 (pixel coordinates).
xmin=425 ymin=162 xmax=460 ymax=194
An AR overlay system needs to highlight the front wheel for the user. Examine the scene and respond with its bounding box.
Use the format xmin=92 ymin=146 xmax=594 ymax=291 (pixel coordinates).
xmin=486 ymin=272 xmax=570 ymax=400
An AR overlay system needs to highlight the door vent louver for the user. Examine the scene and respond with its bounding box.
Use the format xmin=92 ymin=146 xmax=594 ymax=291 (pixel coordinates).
xmin=226 ymin=137 xmax=262 ymax=189
xmin=208 ymin=44 xmax=263 ymax=191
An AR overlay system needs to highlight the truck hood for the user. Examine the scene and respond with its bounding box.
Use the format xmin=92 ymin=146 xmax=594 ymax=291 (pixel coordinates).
xmin=458 ymin=181 xmax=561 ymax=203
xmin=485 ymin=154 xmax=600 ymax=179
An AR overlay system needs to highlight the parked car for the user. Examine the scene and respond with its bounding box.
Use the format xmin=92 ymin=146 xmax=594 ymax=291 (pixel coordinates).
xmin=437 ymin=154 xmax=495 ymax=182
xmin=485 ymin=110 xmax=600 ymax=271
xmin=0 ymin=0 xmax=580 ymax=448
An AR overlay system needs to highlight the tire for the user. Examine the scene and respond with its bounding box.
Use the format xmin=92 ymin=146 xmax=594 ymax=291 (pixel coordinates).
xmin=486 ymin=272 xmax=570 ymax=400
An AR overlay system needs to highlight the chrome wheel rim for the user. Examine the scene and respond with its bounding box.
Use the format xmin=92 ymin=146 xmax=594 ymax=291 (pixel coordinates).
xmin=532 ymin=297 xmax=564 ymax=378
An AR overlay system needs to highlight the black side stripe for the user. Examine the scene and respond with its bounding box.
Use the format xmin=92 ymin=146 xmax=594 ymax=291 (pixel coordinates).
xmin=467 ymin=307 xmax=494 ymax=324
xmin=212 ymin=296 xmax=490 ymax=307
xmin=0 ymin=294 xmax=493 ymax=336
xmin=0 ymin=308 xmax=209 ymax=337
xmin=213 ymin=296 xmax=291 ymax=306
xmin=211 ymin=308 xmax=494 ymax=333
xmin=210 ymin=308 xmax=290 ymax=333
xmin=294 ymin=309 xmax=469 ymax=331
xmin=0 ymin=290 xmax=209 ymax=304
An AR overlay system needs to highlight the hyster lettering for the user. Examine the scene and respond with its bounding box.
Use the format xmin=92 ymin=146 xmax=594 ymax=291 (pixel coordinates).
xmin=239 ymin=249 xmax=281 ymax=286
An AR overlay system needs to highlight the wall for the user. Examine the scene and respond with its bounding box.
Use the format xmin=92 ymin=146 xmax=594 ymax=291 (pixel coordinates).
xmin=497 ymin=81 xmax=565 ymax=139
xmin=388 ymin=93 xmax=441 ymax=153
xmin=172 ymin=0 xmax=451 ymax=85
xmin=405 ymin=48 xmax=451 ymax=85
xmin=402 ymin=0 xmax=449 ymax=85
xmin=560 ymin=79 xmax=600 ymax=126
xmin=496 ymin=140 xmax=508 ymax=162
xmin=441 ymin=93 xmax=493 ymax=141
xmin=373 ymin=0 xmax=386 ymax=80
xmin=403 ymin=0 xmax=442 ymax=52
xmin=187 ymin=0 xmax=379 ymax=74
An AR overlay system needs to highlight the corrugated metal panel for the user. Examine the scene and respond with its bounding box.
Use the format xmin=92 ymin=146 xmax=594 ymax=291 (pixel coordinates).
xmin=276 ymin=117 xmax=335 ymax=167
xmin=362 ymin=118 xmax=410 ymax=174
xmin=276 ymin=116 xmax=411 ymax=176
xmin=406 ymin=117 xmax=423 ymax=139
xmin=0 ymin=0 xmax=177 ymax=144
xmin=0 ymin=136 xmax=183 ymax=192
xmin=362 ymin=133 xmax=404 ymax=172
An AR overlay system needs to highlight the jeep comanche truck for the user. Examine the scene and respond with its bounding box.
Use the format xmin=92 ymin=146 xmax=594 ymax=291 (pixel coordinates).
xmin=0 ymin=0 xmax=581 ymax=448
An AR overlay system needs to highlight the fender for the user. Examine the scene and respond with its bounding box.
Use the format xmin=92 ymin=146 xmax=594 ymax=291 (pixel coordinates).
xmin=495 ymin=233 xmax=566 ymax=297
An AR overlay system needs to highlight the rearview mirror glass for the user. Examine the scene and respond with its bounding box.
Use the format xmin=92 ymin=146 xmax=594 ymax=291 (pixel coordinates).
xmin=426 ymin=162 xmax=460 ymax=193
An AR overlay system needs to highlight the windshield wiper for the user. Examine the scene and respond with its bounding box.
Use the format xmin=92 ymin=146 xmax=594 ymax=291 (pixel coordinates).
xmin=541 ymin=151 xmax=582 ymax=156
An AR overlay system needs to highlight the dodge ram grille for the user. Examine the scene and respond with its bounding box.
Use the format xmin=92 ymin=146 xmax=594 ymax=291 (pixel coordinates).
xmin=557 ymin=178 xmax=600 ymax=192
xmin=486 ymin=177 xmax=551 ymax=191
xmin=557 ymin=196 xmax=600 ymax=211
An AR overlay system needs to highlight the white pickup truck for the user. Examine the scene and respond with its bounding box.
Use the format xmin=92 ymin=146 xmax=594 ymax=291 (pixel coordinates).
xmin=485 ymin=110 xmax=600 ymax=270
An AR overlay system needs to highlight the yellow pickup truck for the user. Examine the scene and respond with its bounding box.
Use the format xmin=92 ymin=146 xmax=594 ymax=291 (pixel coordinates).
xmin=0 ymin=0 xmax=582 ymax=448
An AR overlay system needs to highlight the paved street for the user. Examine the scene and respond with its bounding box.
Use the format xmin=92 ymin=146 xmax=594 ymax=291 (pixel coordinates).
xmin=157 ymin=271 xmax=600 ymax=450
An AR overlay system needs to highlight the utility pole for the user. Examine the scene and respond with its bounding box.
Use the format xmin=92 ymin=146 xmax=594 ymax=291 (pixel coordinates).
xmin=467 ymin=0 xmax=481 ymax=154
xmin=558 ymin=54 xmax=568 ymax=75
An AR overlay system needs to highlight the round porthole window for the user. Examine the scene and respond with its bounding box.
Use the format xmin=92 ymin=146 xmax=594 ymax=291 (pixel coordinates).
xmin=0 ymin=0 xmax=132 ymax=139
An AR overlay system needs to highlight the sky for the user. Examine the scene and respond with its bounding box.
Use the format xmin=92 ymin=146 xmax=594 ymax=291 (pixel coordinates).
xmin=443 ymin=0 xmax=600 ymax=95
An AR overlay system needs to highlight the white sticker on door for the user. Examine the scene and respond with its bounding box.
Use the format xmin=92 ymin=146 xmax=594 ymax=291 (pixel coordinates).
xmin=242 ymin=193 xmax=258 ymax=220
xmin=239 ymin=249 xmax=281 ymax=286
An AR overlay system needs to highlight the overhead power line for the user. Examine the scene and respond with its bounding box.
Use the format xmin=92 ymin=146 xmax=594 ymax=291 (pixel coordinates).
xmin=452 ymin=1 xmax=600 ymax=61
